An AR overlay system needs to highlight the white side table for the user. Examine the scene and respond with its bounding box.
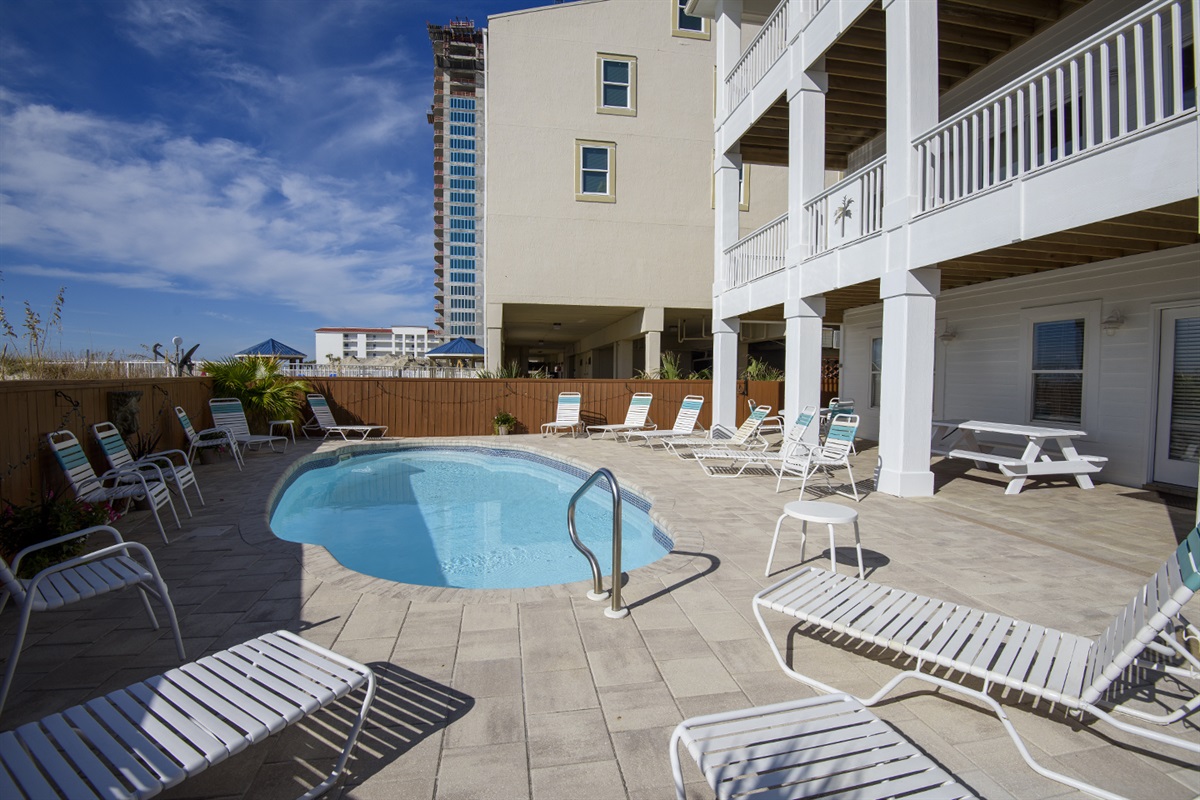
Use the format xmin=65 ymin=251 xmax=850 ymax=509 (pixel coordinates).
xmin=767 ymin=500 xmax=863 ymax=578
xmin=268 ymin=419 xmax=296 ymax=446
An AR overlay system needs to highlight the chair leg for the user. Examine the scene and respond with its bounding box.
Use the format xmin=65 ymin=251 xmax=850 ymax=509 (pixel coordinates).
xmin=144 ymin=567 xmax=186 ymax=662
xmin=136 ymin=586 xmax=160 ymax=630
xmin=190 ymin=476 xmax=205 ymax=507
xmin=766 ymin=514 xmax=787 ymax=576
xmin=0 ymin=603 xmax=36 ymax=717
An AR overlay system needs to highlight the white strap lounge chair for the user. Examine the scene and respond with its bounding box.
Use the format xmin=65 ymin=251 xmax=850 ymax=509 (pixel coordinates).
xmin=626 ymin=395 xmax=705 ymax=448
xmin=585 ymin=392 xmax=654 ymax=440
xmin=692 ymin=406 xmax=819 ymax=478
xmin=93 ymin=421 xmax=203 ymax=517
xmin=541 ymin=391 xmax=583 ymax=437
xmin=748 ymin=398 xmax=785 ymax=437
xmin=671 ymin=693 xmax=977 ymax=800
xmin=175 ymin=406 xmax=242 ymax=470
xmin=302 ymin=393 xmax=388 ymax=440
xmin=0 ymin=629 xmax=376 ymax=799
xmin=752 ymin=527 xmax=1200 ymax=799
xmin=0 ymin=524 xmax=185 ymax=718
xmin=209 ymin=398 xmax=289 ymax=455
xmin=662 ymin=405 xmax=773 ymax=459
xmin=47 ymin=431 xmax=180 ymax=544
xmin=792 ymin=413 xmax=860 ymax=501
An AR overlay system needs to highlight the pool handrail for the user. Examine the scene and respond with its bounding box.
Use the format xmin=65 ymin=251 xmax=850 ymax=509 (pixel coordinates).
xmin=567 ymin=467 xmax=628 ymax=619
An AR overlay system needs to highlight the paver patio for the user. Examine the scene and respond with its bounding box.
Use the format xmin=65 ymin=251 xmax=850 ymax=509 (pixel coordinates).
xmin=1 ymin=433 xmax=1196 ymax=799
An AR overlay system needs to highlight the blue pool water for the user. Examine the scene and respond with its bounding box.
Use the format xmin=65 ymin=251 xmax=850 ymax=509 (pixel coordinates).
xmin=270 ymin=448 xmax=670 ymax=589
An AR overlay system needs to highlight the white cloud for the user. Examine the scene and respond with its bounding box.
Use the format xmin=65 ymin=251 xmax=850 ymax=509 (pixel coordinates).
xmin=119 ymin=0 xmax=233 ymax=57
xmin=0 ymin=98 xmax=432 ymax=320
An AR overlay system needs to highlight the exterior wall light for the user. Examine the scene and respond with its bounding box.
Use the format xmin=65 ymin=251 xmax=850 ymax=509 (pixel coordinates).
xmin=1101 ymin=310 xmax=1124 ymax=335
xmin=938 ymin=329 xmax=956 ymax=343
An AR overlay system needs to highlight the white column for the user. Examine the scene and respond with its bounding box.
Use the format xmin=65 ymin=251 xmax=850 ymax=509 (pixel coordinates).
xmin=787 ymin=67 xmax=827 ymax=262
xmin=714 ymin=149 xmax=742 ymax=293
xmin=615 ymin=339 xmax=634 ymax=378
xmin=875 ymin=267 xmax=940 ymax=498
xmin=644 ymin=331 xmax=661 ymax=377
xmin=882 ymin=0 xmax=938 ymax=230
xmin=713 ymin=0 xmax=743 ymax=121
xmin=485 ymin=303 xmax=503 ymax=372
xmin=784 ymin=295 xmax=825 ymax=447
xmin=712 ymin=316 xmax=740 ymax=430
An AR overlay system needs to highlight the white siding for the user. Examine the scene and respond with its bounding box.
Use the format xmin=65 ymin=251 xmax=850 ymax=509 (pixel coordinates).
xmin=843 ymin=244 xmax=1200 ymax=488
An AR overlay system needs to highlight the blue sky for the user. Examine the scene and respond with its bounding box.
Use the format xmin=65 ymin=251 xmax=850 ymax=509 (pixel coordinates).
xmin=0 ymin=0 xmax=555 ymax=361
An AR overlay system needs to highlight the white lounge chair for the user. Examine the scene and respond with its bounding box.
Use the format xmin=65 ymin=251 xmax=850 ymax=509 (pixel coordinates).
xmin=175 ymin=406 xmax=242 ymax=470
xmin=662 ymin=405 xmax=772 ymax=459
xmin=0 ymin=524 xmax=185 ymax=717
xmin=748 ymin=398 xmax=785 ymax=437
xmin=541 ymin=391 xmax=582 ymax=437
xmin=793 ymin=413 xmax=860 ymax=500
xmin=626 ymin=395 xmax=705 ymax=448
xmin=586 ymin=392 xmax=654 ymax=440
xmin=92 ymin=421 xmax=203 ymax=517
xmin=752 ymin=527 xmax=1200 ymax=799
xmin=692 ymin=405 xmax=819 ymax=478
xmin=303 ymin=393 xmax=388 ymax=440
xmin=47 ymin=431 xmax=180 ymax=544
xmin=209 ymin=397 xmax=289 ymax=455
xmin=671 ymin=693 xmax=976 ymax=800
xmin=0 ymin=630 xmax=376 ymax=799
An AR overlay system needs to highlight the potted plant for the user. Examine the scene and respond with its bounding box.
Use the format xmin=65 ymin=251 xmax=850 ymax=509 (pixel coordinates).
xmin=0 ymin=494 xmax=115 ymax=578
xmin=493 ymin=410 xmax=517 ymax=435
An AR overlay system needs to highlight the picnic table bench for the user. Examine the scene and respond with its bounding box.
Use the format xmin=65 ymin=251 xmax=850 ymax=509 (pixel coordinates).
xmin=932 ymin=419 xmax=1107 ymax=495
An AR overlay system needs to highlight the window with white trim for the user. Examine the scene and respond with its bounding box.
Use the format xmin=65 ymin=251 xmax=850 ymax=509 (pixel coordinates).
xmin=576 ymin=140 xmax=615 ymax=202
xmin=597 ymin=54 xmax=636 ymax=115
xmin=869 ymin=336 xmax=883 ymax=407
xmin=1021 ymin=300 xmax=1100 ymax=427
xmin=673 ymin=0 xmax=709 ymax=40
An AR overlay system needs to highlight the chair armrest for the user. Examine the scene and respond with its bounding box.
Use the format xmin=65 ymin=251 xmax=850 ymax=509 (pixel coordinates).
xmin=24 ymin=540 xmax=158 ymax=594
xmin=141 ymin=449 xmax=189 ymax=466
xmin=107 ymin=462 xmax=166 ymax=483
xmin=10 ymin=524 xmax=124 ymax=572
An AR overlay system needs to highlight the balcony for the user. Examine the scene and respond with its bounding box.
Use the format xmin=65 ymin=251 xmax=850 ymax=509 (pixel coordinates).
xmin=915 ymin=0 xmax=1195 ymax=215
xmin=724 ymin=213 xmax=788 ymax=289
xmin=725 ymin=0 xmax=790 ymax=113
xmin=804 ymin=156 xmax=885 ymax=258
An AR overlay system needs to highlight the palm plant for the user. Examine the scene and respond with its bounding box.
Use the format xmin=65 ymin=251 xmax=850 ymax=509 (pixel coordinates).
xmin=741 ymin=357 xmax=784 ymax=382
xmin=201 ymin=356 xmax=310 ymax=430
xmin=476 ymin=360 xmax=524 ymax=379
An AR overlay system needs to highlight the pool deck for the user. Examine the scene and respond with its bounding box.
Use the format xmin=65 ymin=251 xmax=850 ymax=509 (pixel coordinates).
xmin=1 ymin=433 xmax=1197 ymax=799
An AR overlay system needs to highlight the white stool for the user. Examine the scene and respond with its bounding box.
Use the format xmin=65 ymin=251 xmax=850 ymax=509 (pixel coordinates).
xmin=767 ymin=500 xmax=863 ymax=578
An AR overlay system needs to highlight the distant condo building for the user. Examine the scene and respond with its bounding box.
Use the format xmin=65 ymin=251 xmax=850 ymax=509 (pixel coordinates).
xmin=314 ymin=327 xmax=440 ymax=363
xmin=428 ymin=20 xmax=486 ymax=351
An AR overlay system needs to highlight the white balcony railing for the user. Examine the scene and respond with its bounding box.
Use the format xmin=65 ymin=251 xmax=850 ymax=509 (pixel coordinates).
xmin=804 ymin=156 xmax=886 ymax=258
xmin=724 ymin=213 xmax=788 ymax=289
xmin=725 ymin=0 xmax=789 ymax=112
xmin=916 ymin=0 xmax=1197 ymax=214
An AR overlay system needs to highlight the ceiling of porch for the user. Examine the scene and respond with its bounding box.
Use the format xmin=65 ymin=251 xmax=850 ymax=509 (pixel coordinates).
xmin=739 ymin=0 xmax=1091 ymax=170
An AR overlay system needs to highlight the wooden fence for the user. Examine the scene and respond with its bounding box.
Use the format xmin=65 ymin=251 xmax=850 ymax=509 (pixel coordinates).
xmin=0 ymin=377 xmax=784 ymax=503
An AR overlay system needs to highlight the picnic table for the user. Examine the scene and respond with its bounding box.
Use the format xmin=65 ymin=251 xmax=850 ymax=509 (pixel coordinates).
xmin=931 ymin=419 xmax=1108 ymax=495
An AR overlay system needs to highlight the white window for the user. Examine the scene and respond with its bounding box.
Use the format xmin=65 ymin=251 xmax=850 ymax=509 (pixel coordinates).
xmin=597 ymin=54 xmax=636 ymax=115
xmin=1020 ymin=300 xmax=1100 ymax=427
xmin=576 ymin=140 xmax=616 ymax=203
xmin=738 ymin=163 xmax=750 ymax=211
xmin=869 ymin=336 xmax=883 ymax=407
xmin=673 ymin=0 xmax=710 ymax=40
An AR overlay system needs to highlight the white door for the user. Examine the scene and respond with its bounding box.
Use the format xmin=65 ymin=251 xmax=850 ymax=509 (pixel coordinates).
xmin=1154 ymin=305 xmax=1200 ymax=488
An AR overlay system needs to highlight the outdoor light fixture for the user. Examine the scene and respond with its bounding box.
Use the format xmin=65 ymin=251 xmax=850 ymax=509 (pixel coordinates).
xmin=1101 ymin=310 xmax=1124 ymax=335
xmin=552 ymin=322 xmax=561 ymax=330
xmin=538 ymin=339 xmax=545 ymax=346
xmin=938 ymin=329 xmax=957 ymax=343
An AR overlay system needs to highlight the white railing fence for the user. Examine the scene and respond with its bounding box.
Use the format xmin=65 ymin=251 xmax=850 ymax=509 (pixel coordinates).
xmin=283 ymin=363 xmax=479 ymax=379
xmin=916 ymin=0 xmax=1196 ymax=214
xmin=726 ymin=0 xmax=789 ymax=112
xmin=804 ymin=156 xmax=886 ymax=257
xmin=724 ymin=213 xmax=788 ymax=289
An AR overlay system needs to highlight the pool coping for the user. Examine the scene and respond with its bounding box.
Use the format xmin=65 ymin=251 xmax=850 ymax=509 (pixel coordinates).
xmin=239 ymin=436 xmax=705 ymax=605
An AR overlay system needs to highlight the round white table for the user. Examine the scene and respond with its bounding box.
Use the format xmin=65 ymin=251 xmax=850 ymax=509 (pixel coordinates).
xmin=767 ymin=500 xmax=863 ymax=578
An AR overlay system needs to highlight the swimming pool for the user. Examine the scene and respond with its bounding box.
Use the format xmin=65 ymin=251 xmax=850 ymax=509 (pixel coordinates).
xmin=269 ymin=447 xmax=671 ymax=589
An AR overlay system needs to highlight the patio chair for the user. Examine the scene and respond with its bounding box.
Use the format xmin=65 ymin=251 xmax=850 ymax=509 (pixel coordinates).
xmin=793 ymin=413 xmax=860 ymax=501
xmin=670 ymin=693 xmax=977 ymax=800
xmin=585 ymin=392 xmax=654 ymax=440
xmin=625 ymin=395 xmax=705 ymax=448
xmin=0 ymin=524 xmax=185 ymax=717
xmin=47 ymin=430 xmax=180 ymax=544
xmin=752 ymin=526 xmax=1200 ymax=799
xmin=175 ymin=406 xmax=243 ymax=470
xmin=821 ymin=397 xmax=857 ymax=452
xmin=0 ymin=629 xmax=375 ymax=799
xmin=748 ymin=398 xmax=785 ymax=437
xmin=662 ymin=405 xmax=773 ymax=459
xmin=541 ymin=391 xmax=582 ymax=437
xmin=209 ymin=397 xmax=289 ymax=455
xmin=303 ymin=393 xmax=388 ymax=440
xmin=692 ymin=405 xmax=819 ymax=478
xmin=92 ymin=421 xmax=203 ymax=517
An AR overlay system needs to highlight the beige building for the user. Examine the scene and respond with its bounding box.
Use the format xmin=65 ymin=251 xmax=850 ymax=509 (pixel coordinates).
xmin=484 ymin=0 xmax=786 ymax=377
